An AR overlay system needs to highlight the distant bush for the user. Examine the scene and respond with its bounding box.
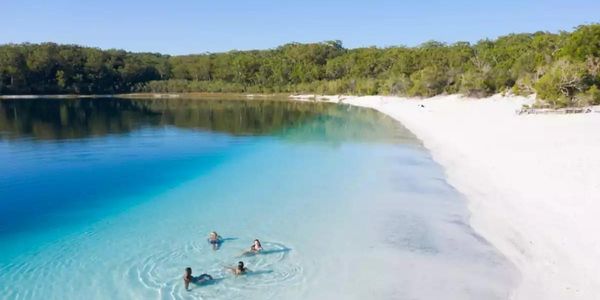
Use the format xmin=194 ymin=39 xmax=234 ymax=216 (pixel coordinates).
xmin=535 ymin=59 xmax=587 ymax=107
xmin=576 ymin=85 xmax=600 ymax=106
xmin=380 ymin=74 xmax=412 ymax=95
xmin=408 ymin=66 xmax=448 ymax=97
xmin=460 ymin=70 xmax=489 ymax=97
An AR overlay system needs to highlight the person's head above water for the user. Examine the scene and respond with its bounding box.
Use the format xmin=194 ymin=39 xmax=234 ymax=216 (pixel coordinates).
xmin=237 ymin=261 xmax=244 ymax=270
xmin=253 ymin=239 xmax=262 ymax=248
xmin=185 ymin=267 xmax=192 ymax=276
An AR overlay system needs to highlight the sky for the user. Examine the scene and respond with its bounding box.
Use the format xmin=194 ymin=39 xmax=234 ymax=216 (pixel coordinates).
xmin=0 ymin=0 xmax=599 ymax=55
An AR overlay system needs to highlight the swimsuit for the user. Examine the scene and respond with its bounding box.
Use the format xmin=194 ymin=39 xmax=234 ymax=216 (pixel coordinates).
xmin=208 ymin=238 xmax=221 ymax=244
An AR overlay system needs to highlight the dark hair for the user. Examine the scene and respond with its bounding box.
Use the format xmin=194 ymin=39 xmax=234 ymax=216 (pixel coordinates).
xmin=185 ymin=267 xmax=192 ymax=273
xmin=254 ymin=239 xmax=262 ymax=247
xmin=238 ymin=261 xmax=244 ymax=270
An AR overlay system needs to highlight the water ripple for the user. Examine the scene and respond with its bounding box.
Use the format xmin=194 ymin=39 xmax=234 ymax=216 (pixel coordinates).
xmin=121 ymin=241 xmax=302 ymax=299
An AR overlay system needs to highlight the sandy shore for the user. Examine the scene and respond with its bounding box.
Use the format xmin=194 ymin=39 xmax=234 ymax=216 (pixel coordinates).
xmin=291 ymin=94 xmax=600 ymax=300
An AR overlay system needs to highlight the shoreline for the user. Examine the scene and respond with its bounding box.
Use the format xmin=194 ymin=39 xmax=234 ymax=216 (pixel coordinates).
xmin=2 ymin=92 xmax=599 ymax=298
xmin=291 ymin=94 xmax=600 ymax=300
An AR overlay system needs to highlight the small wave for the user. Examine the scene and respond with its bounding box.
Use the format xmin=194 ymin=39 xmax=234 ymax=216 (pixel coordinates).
xmin=123 ymin=240 xmax=302 ymax=299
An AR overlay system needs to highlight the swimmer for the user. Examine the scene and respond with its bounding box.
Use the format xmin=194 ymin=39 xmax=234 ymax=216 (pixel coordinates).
xmin=183 ymin=267 xmax=213 ymax=291
xmin=228 ymin=261 xmax=249 ymax=276
xmin=250 ymin=239 xmax=263 ymax=252
xmin=208 ymin=231 xmax=222 ymax=250
xmin=241 ymin=239 xmax=263 ymax=256
xmin=208 ymin=231 xmax=221 ymax=243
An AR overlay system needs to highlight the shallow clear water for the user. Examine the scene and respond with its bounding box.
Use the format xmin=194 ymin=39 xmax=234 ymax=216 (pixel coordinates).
xmin=0 ymin=98 xmax=516 ymax=299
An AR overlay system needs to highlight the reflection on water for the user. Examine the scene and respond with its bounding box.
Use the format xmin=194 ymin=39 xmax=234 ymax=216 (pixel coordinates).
xmin=0 ymin=98 xmax=416 ymax=239
xmin=0 ymin=98 xmax=414 ymax=143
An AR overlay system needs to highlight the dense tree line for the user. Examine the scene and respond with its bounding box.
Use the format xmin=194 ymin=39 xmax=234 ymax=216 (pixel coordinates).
xmin=1 ymin=24 xmax=599 ymax=107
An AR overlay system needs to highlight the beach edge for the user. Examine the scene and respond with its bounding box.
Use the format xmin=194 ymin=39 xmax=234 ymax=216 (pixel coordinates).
xmin=289 ymin=93 xmax=600 ymax=300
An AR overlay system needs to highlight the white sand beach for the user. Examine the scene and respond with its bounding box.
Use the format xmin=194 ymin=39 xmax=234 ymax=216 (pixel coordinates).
xmin=291 ymin=94 xmax=600 ymax=300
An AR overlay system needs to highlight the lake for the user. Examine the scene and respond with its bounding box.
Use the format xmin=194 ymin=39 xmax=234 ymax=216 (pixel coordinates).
xmin=0 ymin=98 xmax=516 ymax=299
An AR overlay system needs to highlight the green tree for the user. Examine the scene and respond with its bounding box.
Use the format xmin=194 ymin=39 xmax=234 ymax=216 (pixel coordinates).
xmin=535 ymin=59 xmax=587 ymax=107
xmin=2 ymin=24 xmax=600 ymax=107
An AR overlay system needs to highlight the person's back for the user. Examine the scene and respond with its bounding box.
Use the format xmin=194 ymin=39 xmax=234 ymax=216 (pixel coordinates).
xmin=230 ymin=261 xmax=248 ymax=275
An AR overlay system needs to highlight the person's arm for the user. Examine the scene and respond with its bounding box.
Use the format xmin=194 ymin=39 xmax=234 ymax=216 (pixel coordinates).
xmin=184 ymin=277 xmax=190 ymax=290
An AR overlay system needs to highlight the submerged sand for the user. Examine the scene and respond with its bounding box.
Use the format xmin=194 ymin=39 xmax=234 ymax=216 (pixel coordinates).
xmin=291 ymin=94 xmax=600 ymax=300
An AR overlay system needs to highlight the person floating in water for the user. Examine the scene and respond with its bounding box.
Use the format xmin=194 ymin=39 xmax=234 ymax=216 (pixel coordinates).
xmin=208 ymin=231 xmax=222 ymax=250
xmin=183 ymin=267 xmax=213 ymax=291
xmin=251 ymin=239 xmax=263 ymax=252
xmin=241 ymin=239 xmax=263 ymax=256
xmin=228 ymin=261 xmax=249 ymax=276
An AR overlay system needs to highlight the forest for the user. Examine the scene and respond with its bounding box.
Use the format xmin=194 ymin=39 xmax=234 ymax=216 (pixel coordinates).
xmin=1 ymin=24 xmax=599 ymax=107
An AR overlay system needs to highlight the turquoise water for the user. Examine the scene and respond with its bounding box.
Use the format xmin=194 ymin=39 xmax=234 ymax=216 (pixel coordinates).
xmin=0 ymin=98 xmax=516 ymax=299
